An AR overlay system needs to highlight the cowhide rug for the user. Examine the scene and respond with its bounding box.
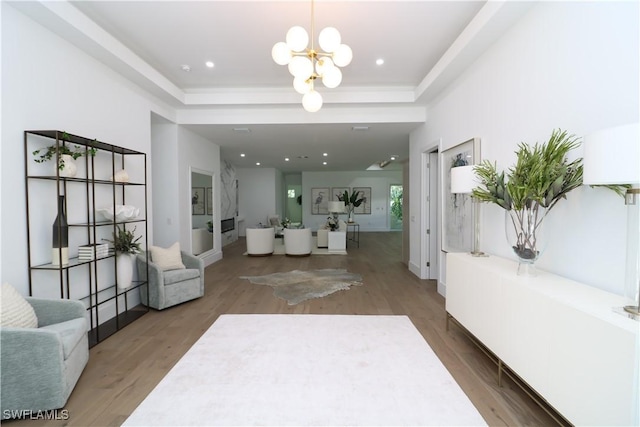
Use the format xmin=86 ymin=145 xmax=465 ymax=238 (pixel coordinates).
xmin=240 ymin=269 xmax=363 ymax=305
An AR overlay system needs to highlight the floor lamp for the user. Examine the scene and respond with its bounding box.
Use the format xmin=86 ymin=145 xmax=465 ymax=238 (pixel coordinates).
xmin=451 ymin=165 xmax=486 ymax=257
xmin=583 ymin=123 xmax=640 ymax=316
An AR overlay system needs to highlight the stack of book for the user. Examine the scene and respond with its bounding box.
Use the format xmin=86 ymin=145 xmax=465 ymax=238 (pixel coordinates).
xmin=78 ymin=243 xmax=109 ymax=261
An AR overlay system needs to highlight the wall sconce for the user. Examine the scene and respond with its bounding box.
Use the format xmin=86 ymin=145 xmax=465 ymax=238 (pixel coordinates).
xmin=451 ymin=165 xmax=486 ymax=257
xmin=583 ymin=123 xmax=640 ymax=316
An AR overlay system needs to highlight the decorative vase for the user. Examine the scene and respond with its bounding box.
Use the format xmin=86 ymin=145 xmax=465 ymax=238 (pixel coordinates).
xmin=116 ymin=253 xmax=134 ymax=290
xmin=59 ymin=154 xmax=77 ymax=178
xmin=52 ymin=195 xmax=69 ymax=266
xmin=348 ymin=211 xmax=354 ymax=223
xmin=505 ymin=206 xmax=548 ymax=276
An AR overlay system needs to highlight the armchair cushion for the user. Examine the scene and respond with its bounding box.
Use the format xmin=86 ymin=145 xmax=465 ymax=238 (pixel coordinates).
xmin=164 ymin=268 xmax=201 ymax=286
xmin=150 ymin=242 xmax=186 ymax=271
xmin=1 ymin=283 xmax=38 ymax=328
xmin=39 ymin=318 xmax=86 ymax=359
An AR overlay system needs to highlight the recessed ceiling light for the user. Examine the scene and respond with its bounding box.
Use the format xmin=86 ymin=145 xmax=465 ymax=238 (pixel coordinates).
xmin=323 ymin=153 xmax=328 ymax=157
xmin=285 ymin=157 xmax=290 ymax=161
xmin=322 ymin=162 xmax=327 ymax=165
xmin=376 ymin=58 xmax=384 ymax=66
xmin=352 ymin=126 xmax=370 ymax=131
xmin=390 ymin=155 xmax=397 ymax=161
xmin=205 ymin=61 xmax=214 ymax=68
xmin=240 ymin=153 xmax=245 ymax=157
xmin=181 ymin=64 xmax=191 ymax=72
xmin=256 ymin=162 xmax=261 ymax=166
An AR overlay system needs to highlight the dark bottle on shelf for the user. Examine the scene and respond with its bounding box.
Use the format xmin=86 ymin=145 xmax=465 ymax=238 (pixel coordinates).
xmin=52 ymin=195 xmax=69 ymax=266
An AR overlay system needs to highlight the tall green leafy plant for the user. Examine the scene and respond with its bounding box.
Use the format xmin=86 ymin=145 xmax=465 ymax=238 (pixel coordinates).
xmin=472 ymin=129 xmax=583 ymax=263
xmin=339 ymin=190 xmax=365 ymax=216
xmin=105 ymin=226 xmax=142 ymax=255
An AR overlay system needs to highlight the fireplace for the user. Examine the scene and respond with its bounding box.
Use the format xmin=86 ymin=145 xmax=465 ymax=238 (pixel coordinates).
xmin=221 ymin=218 xmax=235 ymax=233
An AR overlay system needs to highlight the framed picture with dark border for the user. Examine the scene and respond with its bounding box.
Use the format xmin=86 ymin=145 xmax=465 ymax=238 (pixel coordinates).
xmin=206 ymin=187 xmax=213 ymax=215
xmin=331 ymin=187 xmax=349 ymax=201
xmin=440 ymin=137 xmax=481 ymax=253
xmin=192 ymin=187 xmax=205 ymax=215
xmin=311 ymin=187 xmax=329 ymax=215
xmin=352 ymin=187 xmax=371 ymax=214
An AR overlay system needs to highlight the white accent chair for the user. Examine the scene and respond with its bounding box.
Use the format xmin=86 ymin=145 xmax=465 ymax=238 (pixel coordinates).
xmin=246 ymin=227 xmax=275 ymax=256
xmin=284 ymin=227 xmax=312 ymax=256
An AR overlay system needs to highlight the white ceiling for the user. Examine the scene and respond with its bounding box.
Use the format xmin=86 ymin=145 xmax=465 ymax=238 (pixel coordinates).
xmin=13 ymin=1 xmax=533 ymax=172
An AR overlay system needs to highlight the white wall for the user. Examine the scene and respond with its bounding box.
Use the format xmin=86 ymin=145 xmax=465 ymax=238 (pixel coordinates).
xmin=0 ymin=4 xmax=172 ymax=295
xmin=302 ymin=171 xmax=402 ymax=231
xmin=150 ymin=119 xmax=180 ymax=248
xmin=410 ymin=1 xmax=639 ymax=296
xmin=237 ymin=168 xmax=277 ymax=232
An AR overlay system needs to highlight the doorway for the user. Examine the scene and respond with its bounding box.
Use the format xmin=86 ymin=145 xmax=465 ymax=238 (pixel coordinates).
xmin=389 ymin=184 xmax=403 ymax=230
xmin=190 ymin=168 xmax=214 ymax=256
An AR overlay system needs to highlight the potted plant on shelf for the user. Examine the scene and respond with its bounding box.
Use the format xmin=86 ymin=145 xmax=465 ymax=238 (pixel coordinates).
xmin=105 ymin=225 xmax=142 ymax=289
xmin=339 ymin=190 xmax=365 ymax=223
xmin=32 ymin=132 xmax=97 ymax=177
xmin=472 ymin=129 xmax=583 ymax=275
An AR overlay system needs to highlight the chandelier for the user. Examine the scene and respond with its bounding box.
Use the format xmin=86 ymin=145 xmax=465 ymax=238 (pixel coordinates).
xmin=271 ymin=0 xmax=353 ymax=112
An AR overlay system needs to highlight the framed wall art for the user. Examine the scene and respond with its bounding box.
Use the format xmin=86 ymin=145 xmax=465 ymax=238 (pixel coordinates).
xmin=331 ymin=187 xmax=349 ymax=201
xmin=192 ymin=187 xmax=205 ymax=215
xmin=352 ymin=187 xmax=371 ymax=214
xmin=440 ymin=137 xmax=481 ymax=253
xmin=311 ymin=187 xmax=329 ymax=215
xmin=206 ymin=187 xmax=213 ymax=215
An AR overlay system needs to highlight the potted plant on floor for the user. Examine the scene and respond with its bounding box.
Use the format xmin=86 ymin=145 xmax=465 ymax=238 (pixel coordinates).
xmin=472 ymin=129 xmax=583 ymax=275
xmin=339 ymin=190 xmax=365 ymax=223
xmin=105 ymin=226 xmax=142 ymax=289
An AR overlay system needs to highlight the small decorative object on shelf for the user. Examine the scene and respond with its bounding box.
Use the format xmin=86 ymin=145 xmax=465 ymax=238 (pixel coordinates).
xmin=96 ymin=204 xmax=140 ymax=222
xmin=111 ymin=169 xmax=129 ymax=183
xmin=105 ymin=226 xmax=142 ymax=290
xmin=51 ymin=195 xmax=69 ymax=266
xmin=472 ymin=129 xmax=583 ymax=276
xmin=32 ymin=131 xmax=96 ymax=177
xmin=326 ymin=216 xmax=338 ymax=231
xmin=281 ymin=218 xmax=291 ymax=229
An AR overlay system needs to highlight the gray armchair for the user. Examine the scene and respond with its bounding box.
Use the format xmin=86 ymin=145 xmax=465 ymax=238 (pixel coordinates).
xmin=1 ymin=298 xmax=89 ymax=419
xmin=136 ymin=251 xmax=204 ymax=310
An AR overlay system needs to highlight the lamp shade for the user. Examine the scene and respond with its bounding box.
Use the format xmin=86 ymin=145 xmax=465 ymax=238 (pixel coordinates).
xmin=328 ymin=201 xmax=345 ymax=213
xmin=583 ymin=123 xmax=640 ymax=185
xmin=451 ymin=165 xmax=478 ymax=194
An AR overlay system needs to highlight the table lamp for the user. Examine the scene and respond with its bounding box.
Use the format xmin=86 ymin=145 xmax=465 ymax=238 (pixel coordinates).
xmin=583 ymin=123 xmax=640 ymax=315
xmin=451 ymin=165 xmax=486 ymax=257
xmin=328 ymin=201 xmax=346 ymax=223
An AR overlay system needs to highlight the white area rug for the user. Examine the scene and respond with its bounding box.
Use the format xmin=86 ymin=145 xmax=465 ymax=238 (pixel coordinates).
xmin=243 ymin=237 xmax=347 ymax=256
xmin=123 ymin=315 xmax=486 ymax=426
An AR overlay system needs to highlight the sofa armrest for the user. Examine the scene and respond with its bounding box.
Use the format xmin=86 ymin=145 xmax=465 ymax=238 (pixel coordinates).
xmin=181 ymin=251 xmax=204 ymax=272
xmin=25 ymin=298 xmax=85 ymax=327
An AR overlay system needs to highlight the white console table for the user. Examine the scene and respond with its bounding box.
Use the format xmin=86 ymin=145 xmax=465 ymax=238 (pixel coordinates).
xmin=446 ymin=253 xmax=639 ymax=426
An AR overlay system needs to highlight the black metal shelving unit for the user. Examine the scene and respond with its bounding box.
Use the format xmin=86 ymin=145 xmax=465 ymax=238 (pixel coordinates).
xmin=24 ymin=130 xmax=149 ymax=347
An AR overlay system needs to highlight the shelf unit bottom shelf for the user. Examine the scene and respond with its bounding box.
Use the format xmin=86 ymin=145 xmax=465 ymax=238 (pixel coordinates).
xmin=88 ymin=305 xmax=148 ymax=347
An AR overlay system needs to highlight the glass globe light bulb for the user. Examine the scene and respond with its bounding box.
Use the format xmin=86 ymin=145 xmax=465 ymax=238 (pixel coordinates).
xmin=315 ymin=57 xmax=334 ymax=75
xmin=319 ymin=27 xmax=341 ymax=53
xmin=333 ymin=44 xmax=353 ymax=67
xmin=286 ymin=26 xmax=309 ymax=52
xmin=272 ymin=42 xmax=292 ymax=65
xmin=293 ymin=76 xmax=312 ymax=94
xmin=322 ymin=66 xmax=342 ymax=88
xmin=302 ymin=90 xmax=323 ymax=112
xmin=288 ymin=56 xmax=313 ymax=78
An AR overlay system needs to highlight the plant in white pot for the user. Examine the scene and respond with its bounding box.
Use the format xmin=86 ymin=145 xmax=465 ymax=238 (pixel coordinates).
xmin=472 ymin=129 xmax=583 ymax=275
xmin=105 ymin=226 xmax=142 ymax=290
xmin=32 ymin=132 xmax=96 ymax=177
xmin=339 ymin=190 xmax=365 ymax=223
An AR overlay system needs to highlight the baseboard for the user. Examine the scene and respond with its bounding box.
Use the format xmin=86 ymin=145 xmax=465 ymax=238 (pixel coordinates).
xmin=408 ymin=261 xmax=422 ymax=278
xmin=437 ymin=281 xmax=446 ymax=297
xmin=201 ymin=250 xmax=223 ymax=267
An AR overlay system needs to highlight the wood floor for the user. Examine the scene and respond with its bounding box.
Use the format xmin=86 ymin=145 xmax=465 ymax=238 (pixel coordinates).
xmin=8 ymin=232 xmax=559 ymax=426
